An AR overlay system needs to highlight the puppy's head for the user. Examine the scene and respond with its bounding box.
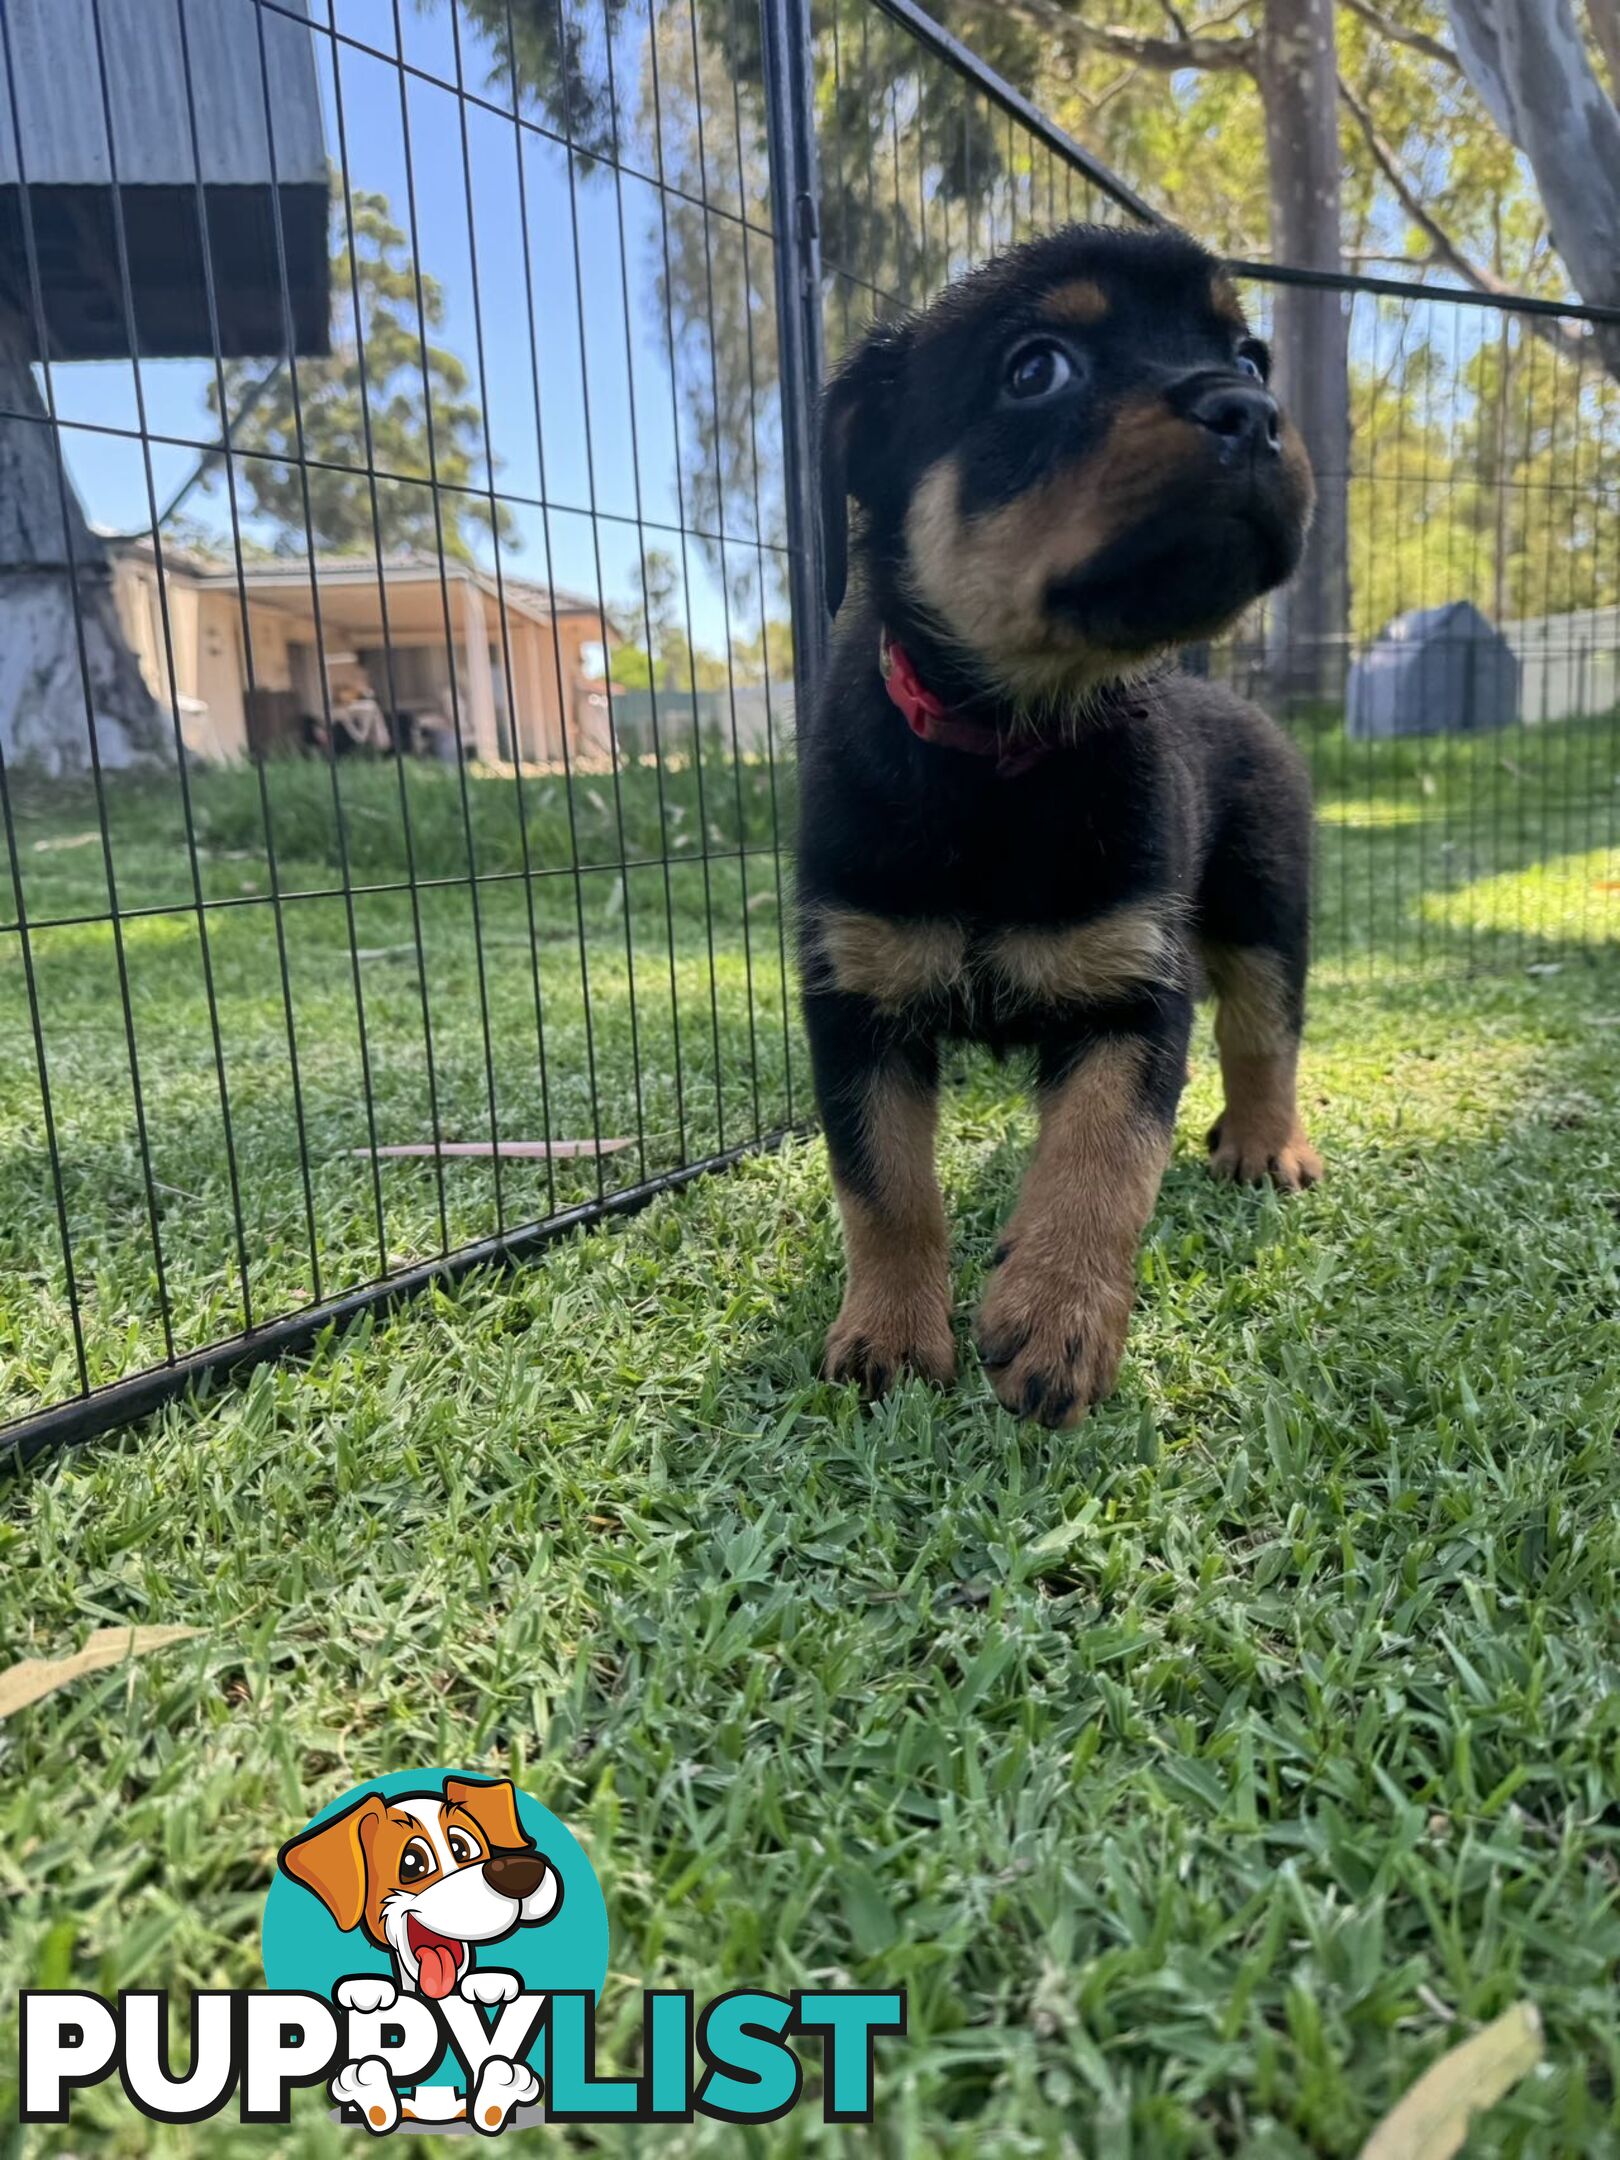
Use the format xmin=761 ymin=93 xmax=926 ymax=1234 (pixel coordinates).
xmin=821 ymin=223 xmax=1313 ymax=696
xmin=279 ymin=1777 xmax=562 ymax=1999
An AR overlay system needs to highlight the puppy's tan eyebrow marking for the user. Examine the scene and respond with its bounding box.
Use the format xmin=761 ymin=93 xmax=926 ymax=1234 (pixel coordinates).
xmin=1044 ymin=277 xmax=1110 ymax=324
xmin=1210 ymin=275 xmax=1248 ymax=329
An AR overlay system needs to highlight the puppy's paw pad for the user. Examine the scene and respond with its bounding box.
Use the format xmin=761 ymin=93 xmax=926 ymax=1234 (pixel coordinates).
xmin=336 ymin=1978 xmax=398 ymax=2015
xmin=823 ymin=1300 xmax=955 ymax=1397
xmin=331 ymin=2057 xmax=399 ymax=2134
xmin=459 ymin=1968 xmax=521 ymax=2006
xmin=472 ymin=2058 xmax=540 ymax=2136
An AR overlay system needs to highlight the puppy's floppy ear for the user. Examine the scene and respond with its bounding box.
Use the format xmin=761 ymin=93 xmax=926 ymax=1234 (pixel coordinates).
xmin=443 ymin=1776 xmax=533 ymax=1854
xmin=820 ymin=318 xmax=913 ymax=617
xmin=278 ymin=1793 xmax=385 ymax=1933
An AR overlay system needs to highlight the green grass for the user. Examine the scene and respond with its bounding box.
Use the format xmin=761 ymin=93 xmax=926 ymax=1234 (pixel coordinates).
xmin=4 ymin=719 xmax=1620 ymax=2153
xmin=3 ymin=713 xmax=1617 ymax=1421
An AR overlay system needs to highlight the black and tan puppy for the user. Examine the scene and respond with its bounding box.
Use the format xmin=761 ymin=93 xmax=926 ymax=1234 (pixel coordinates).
xmin=797 ymin=222 xmax=1322 ymax=1430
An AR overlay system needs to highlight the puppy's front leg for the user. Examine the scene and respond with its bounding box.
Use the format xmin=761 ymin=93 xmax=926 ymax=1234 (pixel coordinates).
xmin=976 ymin=1014 xmax=1189 ymax=1427
xmin=805 ymin=990 xmax=954 ymax=1395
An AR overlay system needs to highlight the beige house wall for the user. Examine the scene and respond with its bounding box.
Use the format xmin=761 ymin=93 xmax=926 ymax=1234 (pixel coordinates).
xmin=114 ymin=550 xmax=604 ymax=766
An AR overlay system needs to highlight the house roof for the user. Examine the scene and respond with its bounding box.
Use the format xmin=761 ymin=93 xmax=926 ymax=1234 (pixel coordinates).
xmin=111 ymin=536 xmax=604 ymax=626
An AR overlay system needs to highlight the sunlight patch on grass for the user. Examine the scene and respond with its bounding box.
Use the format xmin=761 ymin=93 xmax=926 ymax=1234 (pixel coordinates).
xmin=1421 ymin=846 xmax=1620 ymax=947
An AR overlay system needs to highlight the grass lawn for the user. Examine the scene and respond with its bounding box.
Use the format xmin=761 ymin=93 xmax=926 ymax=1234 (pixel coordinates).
xmin=4 ymin=713 xmax=1620 ymax=2152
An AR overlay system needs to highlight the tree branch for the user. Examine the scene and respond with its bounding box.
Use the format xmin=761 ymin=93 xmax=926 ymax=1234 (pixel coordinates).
xmin=999 ymin=0 xmax=1258 ymax=72
xmin=1338 ymin=0 xmax=1462 ymax=71
xmin=1337 ymin=72 xmax=1588 ymax=350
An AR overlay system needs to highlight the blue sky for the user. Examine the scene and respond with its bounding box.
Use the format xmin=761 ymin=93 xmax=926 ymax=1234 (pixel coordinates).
xmin=37 ymin=0 xmax=787 ymax=657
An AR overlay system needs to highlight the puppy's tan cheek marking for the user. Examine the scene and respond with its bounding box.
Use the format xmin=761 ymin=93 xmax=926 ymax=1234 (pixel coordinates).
xmin=987 ymin=901 xmax=1186 ymax=1007
xmin=1045 ymin=276 xmax=1109 ymax=324
xmin=816 ymin=905 xmax=966 ymax=1011
xmin=827 ymin=1071 xmax=954 ymax=1386
xmin=906 ymin=405 xmax=1209 ymax=667
xmin=903 ymin=457 xmax=1045 ymax=658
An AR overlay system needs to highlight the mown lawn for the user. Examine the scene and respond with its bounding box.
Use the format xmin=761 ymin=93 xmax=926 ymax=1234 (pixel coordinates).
xmin=4 ymin=713 xmax=1620 ymax=2153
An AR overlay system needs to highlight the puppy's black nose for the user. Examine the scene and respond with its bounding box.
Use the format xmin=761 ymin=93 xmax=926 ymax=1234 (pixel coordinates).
xmin=1186 ymin=381 xmax=1281 ymax=455
xmin=484 ymin=1852 xmax=546 ymax=1900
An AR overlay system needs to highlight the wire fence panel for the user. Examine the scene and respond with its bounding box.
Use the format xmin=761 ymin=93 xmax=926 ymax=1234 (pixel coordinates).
xmin=809 ymin=6 xmax=1620 ymax=997
xmin=4 ymin=0 xmax=1618 ymax=1454
xmin=0 ymin=0 xmax=805 ymax=1454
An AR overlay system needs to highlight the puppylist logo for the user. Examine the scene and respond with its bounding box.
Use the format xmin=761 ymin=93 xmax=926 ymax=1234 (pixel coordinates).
xmin=19 ymin=1768 xmax=906 ymax=2134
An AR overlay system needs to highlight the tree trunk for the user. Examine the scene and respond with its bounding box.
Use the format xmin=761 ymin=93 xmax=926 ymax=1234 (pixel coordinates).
xmin=0 ymin=308 xmax=167 ymax=777
xmin=1449 ymin=0 xmax=1620 ymax=380
xmin=1258 ymin=0 xmax=1350 ymax=704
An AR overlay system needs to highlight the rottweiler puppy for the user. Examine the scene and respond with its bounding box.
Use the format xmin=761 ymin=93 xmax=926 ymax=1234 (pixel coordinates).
xmin=797 ymin=221 xmax=1321 ymax=1430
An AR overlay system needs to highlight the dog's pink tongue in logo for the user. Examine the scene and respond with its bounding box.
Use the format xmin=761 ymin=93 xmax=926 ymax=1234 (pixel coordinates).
xmin=407 ymin=1917 xmax=462 ymax=2000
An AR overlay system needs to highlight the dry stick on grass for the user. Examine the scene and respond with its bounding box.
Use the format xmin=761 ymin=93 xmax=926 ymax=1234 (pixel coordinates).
xmin=0 ymin=1628 xmax=203 ymax=1720
xmin=354 ymin=1139 xmax=636 ymax=1161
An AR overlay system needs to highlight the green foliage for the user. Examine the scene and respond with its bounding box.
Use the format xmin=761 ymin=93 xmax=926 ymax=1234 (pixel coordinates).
xmin=211 ymin=186 xmax=509 ymax=563
xmin=1341 ymin=311 xmax=1620 ymax=640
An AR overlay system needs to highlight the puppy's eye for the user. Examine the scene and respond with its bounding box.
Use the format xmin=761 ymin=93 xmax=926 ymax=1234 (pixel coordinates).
xmin=399 ymin=1839 xmax=435 ymax=1883
xmin=446 ymin=1829 xmax=482 ymax=1864
xmin=1236 ymin=338 xmax=1270 ymax=383
xmin=1004 ymin=341 xmax=1073 ymax=401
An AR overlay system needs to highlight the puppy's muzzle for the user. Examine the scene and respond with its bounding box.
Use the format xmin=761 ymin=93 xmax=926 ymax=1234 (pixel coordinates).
xmin=1180 ymin=378 xmax=1281 ymax=461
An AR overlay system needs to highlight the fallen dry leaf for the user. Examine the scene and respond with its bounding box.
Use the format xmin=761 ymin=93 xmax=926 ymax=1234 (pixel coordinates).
xmin=0 ymin=1626 xmax=203 ymax=1720
xmin=1358 ymin=2002 xmax=1543 ymax=2160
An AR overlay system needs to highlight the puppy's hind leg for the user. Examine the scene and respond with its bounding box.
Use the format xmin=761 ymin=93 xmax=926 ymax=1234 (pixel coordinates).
xmin=1196 ymin=733 xmax=1322 ymax=1191
xmin=805 ymin=990 xmax=955 ymax=1397
xmin=1202 ymin=942 xmax=1322 ymax=1191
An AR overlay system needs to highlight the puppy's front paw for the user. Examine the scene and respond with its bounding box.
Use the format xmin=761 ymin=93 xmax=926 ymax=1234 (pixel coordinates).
xmin=331 ymin=2057 xmax=399 ymax=2134
xmin=823 ymin=1286 xmax=955 ymax=1397
xmin=471 ymin=2057 xmax=540 ymax=2135
xmin=1207 ymin=1113 xmax=1322 ymax=1191
xmin=336 ymin=1977 xmax=398 ymax=2015
xmin=975 ymin=1254 xmax=1132 ymax=1427
xmin=460 ymin=1968 xmax=521 ymax=2006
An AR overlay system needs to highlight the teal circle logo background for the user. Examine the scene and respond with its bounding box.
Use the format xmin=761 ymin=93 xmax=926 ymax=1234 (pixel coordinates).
xmin=261 ymin=1768 xmax=609 ymax=2024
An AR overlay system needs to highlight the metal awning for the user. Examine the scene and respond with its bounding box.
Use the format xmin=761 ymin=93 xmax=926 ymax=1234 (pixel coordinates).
xmin=0 ymin=0 xmax=329 ymax=359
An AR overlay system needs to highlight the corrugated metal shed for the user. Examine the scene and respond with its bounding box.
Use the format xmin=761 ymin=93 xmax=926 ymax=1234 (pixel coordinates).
xmin=0 ymin=0 xmax=329 ymax=359
xmin=0 ymin=0 xmax=325 ymax=189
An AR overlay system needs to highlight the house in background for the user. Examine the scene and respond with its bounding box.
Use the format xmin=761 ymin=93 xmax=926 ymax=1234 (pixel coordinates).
xmin=111 ymin=540 xmax=616 ymax=766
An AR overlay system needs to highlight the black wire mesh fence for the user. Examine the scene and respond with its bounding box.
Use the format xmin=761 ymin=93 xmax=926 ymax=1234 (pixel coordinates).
xmin=3 ymin=0 xmax=1619 ymax=1457
xmin=1 ymin=0 xmax=806 ymax=1455
xmin=812 ymin=0 xmax=1620 ymax=993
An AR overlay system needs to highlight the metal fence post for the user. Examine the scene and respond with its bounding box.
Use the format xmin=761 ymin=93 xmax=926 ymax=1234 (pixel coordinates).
xmin=761 ymin=0 xmax=828 ymax=719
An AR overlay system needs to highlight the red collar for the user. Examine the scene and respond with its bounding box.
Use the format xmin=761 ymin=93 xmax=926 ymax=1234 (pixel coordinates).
xmin=879 ymin=630 xmax=1049 ymax=780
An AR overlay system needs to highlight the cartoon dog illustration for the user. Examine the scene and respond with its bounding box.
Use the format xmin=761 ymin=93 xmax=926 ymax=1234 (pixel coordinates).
xmin=279 ymin=1776 xmax=562 ymax=2132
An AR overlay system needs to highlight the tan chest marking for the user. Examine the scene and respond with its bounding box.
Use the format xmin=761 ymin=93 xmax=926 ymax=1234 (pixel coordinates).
xmin=814 ymin=900 xmax=1181 ymax=1012
xmin=987 ymin=902 xmax=1184 ymax=1007
xmin=815 ymin=908 xmax=967 ymax=1010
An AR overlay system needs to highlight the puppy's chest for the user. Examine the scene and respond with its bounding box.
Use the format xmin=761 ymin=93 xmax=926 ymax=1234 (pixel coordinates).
xmin=808 ymin=898 xmax=1185 ymax=1026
